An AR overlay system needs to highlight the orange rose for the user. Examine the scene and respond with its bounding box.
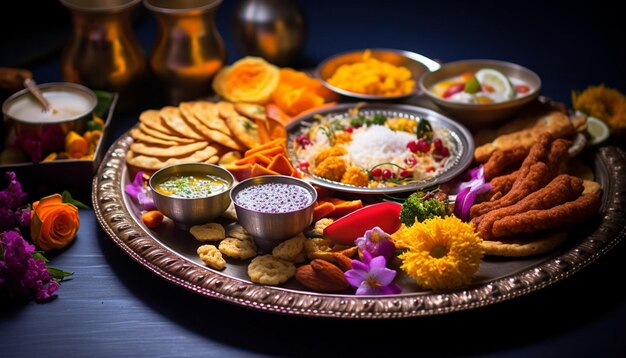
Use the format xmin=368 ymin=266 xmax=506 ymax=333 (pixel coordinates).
xmin=30 ymin=194 xmax=80 ymax=251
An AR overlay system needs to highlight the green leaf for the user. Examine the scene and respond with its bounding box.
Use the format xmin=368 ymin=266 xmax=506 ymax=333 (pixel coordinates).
xmin=93 ymin=90 xmax=114 ymax=118
xmin=33 ymin=251 xmax=49 ymax=263
xmin=62 ymin=190 xmax=90 ymax=209
xmin=305 ymin=230 xmax=325 ymax=238
xmin=46 ymin=266 xmax=74 ymax=282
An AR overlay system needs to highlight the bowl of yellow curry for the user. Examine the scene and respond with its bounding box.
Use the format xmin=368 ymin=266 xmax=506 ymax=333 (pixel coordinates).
xmin=149 ymin=163 xmax=234 ymax=228
xmin=315 ymin=48 xmax=440 ymax=100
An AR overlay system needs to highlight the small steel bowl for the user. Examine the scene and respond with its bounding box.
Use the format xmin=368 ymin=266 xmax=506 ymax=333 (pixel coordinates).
xmin=419 ymin=59 xmax=541 ymax=128
xmin=2 ymin=82 xmax=96 ymax=138
xmin=230 ymin=175 xmax=317 ymax=251
xmin=149 ymin=163 xmax=234 ymax=228
xmin=315 ymin=48 xmax=441 ymax=101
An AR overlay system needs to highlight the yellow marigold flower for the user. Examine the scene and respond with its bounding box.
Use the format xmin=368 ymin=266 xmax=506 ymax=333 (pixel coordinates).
xmin=572 ymin=84 xmax=626 ymax=135
xmin=391 ymin=216 xmax=483 ymax=290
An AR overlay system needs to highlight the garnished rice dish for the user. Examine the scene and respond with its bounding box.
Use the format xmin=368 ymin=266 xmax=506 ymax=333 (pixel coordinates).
xmin=291 ymin=107 xmax=457 ymax=188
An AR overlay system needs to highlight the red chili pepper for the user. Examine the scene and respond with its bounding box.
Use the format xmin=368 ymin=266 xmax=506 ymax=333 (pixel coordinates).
xmin=442 ymin=83 xmax=465 ymax=98
xmin=322 ymin=202 xmax=402 ymax=244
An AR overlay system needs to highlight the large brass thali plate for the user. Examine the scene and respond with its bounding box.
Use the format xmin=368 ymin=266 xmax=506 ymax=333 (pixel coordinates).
xmin=93 ymin=125 xmax=626 ymax=319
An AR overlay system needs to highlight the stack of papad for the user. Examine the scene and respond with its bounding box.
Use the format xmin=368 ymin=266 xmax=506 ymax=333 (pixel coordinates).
xmin=126 ymin=101 xmax=286 ymax=175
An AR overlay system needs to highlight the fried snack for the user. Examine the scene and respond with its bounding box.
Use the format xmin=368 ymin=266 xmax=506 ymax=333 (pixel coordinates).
xmin=218 ymin=236 xmax=257 ymax=260
xmin=271 ymin=233 xmax=305 ymax=261
xmin=197 ymin=244 xmax=226 ymax=270
xmin=226 ymin=225 xmax=251 ymax=240
xmin=235 ymin=103 xmax=267 ymax=122
xmin=483 ymin=146 xmax=528 ymax=181
xmin=216 ymin=101 xmax=238 ymax=119
xmin=313 ymin=218 xmax=334 ymax=235
xmin=130 ymin=128 xmax=180 ymax=146
xmin=247 ymin=255 xmax=295 ymax=285
xmin=190 ymin=223 xmax=226 ymax=242
xmin=125 ymin=146 xmax=218 ymax=171
xmin=160 ymin=106 xmax=204 ymax=140
xmin=138 ymin=123 xmax=194 ymax=144
xmin=480 ymin=231 xmax=569 ymax=257
xmin=486 ymin=170 xmax=518 ymax=198
xmin=490 ymin=193 xmax=601 ymax=239
xmin=139 ymin=109 xmax=184 ymax=137
xmin=475 ymin=175 xmax=584 ymax=239
xmin=192 ymin=101 xmax=233 ymax=135
xmin=474 ymin=111 xmax=576 ymax=163
xmin=129 ymin=141 xmax=208 ymax=157
xmin=225 ymin=115 xmax=261 ymax=149
xmin=583 ymin=180 xmax=601 ymax=196
xmin=180 ymin=101 xmax=245 ymax=150
xmin=471 ymin=133 xmax=553 ymax=218
xmin=472 ymin=161 xmax=551 ymax=218
xmin=304 ymin=237 xmax=358 ymax=261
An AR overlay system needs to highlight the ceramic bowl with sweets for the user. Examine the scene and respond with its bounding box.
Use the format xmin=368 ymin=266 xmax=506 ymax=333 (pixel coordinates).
xmin=419 ymin=59 xmax=541 ymax=128
xmin=315 ymin=48 xmax=441 ymax=100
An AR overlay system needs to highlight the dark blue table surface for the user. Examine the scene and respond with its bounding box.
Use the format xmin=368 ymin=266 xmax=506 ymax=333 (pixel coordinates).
xmin=1 ymin=1 xmax=626 ymax=357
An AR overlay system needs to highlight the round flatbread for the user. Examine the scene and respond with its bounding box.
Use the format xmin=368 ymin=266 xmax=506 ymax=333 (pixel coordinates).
xmin=138 ymin=123 xmax=194 ymax=144
xmin=192 ymin=101 xmax=232 ymax=135
xmin=139 ymin=109 xmax=180 ymax=137
xmin=129 ymin=141 xmax=208 ymax=157
xmin=480 ymin=230 xmax=568 ymax=257
xmin=225 ymin=115 xmax=260 ymax=149
xmin=125 ymin=146 xmax=218 ymax=171
xmin=160 ymin=106 xmax=205 ymax=140
xmin=130 ymin=128 xmax=180 ymax=146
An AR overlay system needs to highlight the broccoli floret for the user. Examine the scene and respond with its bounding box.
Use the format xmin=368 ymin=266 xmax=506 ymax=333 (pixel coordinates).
xmin=399 ymin=190 xmax=449 ymax=226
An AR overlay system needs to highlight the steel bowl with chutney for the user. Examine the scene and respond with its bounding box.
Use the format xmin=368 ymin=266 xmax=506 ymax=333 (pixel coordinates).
xmin=149 ymin=163 xmax=234 ymax=228
xmin=230 ymin=175 xmax=317 ymax=251
xmin=419 ymin=59 xmax=541 ymax=128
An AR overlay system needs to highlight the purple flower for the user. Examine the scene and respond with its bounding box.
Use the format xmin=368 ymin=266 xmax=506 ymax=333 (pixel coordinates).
xmin=450 ymin=165 xmax=492 ymax=221
xmin=12 ymin=133 xmax=42 ymax=163
xmin=0 ymin=230 xmax=58 ymax=303
xmin=344 ymin=251 xmax=402 ymax=295
xmin=0 ymin=171 xmax=30 ymax=233
xmin=125 ymin=171 xmax=156 ymax=211
xmin=40 ymin=125 xmax=65 ymax=153
xmin=0 ymin=171 xmax=28 ymax=209
xmin=354 ymin=226 xmax=396 ymax=261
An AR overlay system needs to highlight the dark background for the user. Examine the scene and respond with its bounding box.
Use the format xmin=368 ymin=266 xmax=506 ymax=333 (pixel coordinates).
xmin=1 ymin=0 xmax=625 ymax=105
xmin=1 ymin=1 xmax=626 ymax=357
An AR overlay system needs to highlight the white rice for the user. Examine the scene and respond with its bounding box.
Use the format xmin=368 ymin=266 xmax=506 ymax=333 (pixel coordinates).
xmin=347 ymin=125 xmax=414 ymax=169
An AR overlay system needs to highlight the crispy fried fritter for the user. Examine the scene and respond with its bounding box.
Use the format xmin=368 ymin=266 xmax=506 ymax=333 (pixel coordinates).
xmin=483 ymin=146 xmax=528 ymax=181
xmin=490 ymin=193 xmax=600 ymax=238
xmin=475 ymin=175 xmax=584 ymax=239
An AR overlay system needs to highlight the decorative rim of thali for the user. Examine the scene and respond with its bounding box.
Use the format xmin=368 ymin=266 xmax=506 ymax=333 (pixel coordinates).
xmin=286 ymin=103 xmax=475 ymax=194
xmin=93 ymin=129 xmax=626 ymax=319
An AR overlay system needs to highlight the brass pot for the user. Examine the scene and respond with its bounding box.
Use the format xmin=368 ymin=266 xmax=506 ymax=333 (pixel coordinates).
xmin=233 ymin=0 xmax=306 ymax=67
xmin=60 ymin=0 xmax=146 ymax=109
xmin=144 ymin=0 xmax=227 ymax=104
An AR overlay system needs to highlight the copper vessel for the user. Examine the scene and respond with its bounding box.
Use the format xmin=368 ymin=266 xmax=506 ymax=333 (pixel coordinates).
xmin=233 ymin=0 xmax=306 ymax=67
xmin=60 ymin=0 xmax=146 ymax=107
xmin=144 ymin=0 xmax=226 ymax=104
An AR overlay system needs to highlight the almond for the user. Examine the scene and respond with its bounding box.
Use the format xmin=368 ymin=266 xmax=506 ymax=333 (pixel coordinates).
xmin=295 ymin=259 xmax=351 ymax=293
xmin=331 ymin=253 xmax=353 ymax=272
